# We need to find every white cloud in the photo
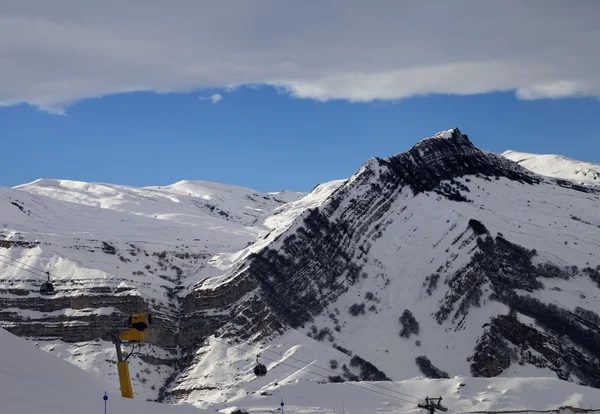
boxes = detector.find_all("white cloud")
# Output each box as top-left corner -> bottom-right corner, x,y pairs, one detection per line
199,93 -> 223,104
0,1 -> 599,113
516,81 -> 597,100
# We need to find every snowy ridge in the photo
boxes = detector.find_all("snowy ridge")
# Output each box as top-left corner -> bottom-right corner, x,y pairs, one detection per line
502,150 -> 600,187
196,179 -> 345,290
418,128 -> 457,143
16,178 -> 305,226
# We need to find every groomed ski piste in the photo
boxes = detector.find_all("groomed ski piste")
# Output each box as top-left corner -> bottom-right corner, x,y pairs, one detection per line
0,327 -> 208,414
4,326 -> 600,414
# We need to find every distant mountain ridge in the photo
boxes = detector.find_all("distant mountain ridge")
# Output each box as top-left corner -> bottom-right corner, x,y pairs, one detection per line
14,178 -> 305,226
502,150 -> 600,187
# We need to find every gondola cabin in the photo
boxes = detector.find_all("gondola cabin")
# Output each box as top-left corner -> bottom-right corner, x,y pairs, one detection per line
254,354 -> 267,377
39,272 -> 55,295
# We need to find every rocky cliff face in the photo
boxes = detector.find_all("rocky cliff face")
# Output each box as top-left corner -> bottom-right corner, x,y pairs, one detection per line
3,129 -> 600,408
171,129 -> 600,405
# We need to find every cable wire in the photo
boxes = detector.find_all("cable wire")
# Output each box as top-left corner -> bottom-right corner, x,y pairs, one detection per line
209,336 -> 422,407
208,336 -> 444,410
0,257 -> 47,279
211,335 -> 424,404
0,254 -> 49,276
124,342 -> 142,361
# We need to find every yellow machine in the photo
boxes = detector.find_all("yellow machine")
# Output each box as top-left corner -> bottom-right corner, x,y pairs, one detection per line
113,312 -> 152,399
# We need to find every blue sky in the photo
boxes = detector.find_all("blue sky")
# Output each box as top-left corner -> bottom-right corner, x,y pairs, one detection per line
2,87 -> 599,193
2,2 -> 599,192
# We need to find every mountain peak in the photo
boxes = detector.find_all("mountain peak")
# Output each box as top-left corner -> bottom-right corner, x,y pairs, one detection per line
370,128 -> 537,196
388,127 -> 474,164
418,127 -> 462,143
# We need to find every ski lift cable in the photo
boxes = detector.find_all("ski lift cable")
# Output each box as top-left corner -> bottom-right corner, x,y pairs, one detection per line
227,340 -> 436,409
209,335 -> 422,404
0,257 -> 48,279
236,346 -> 420,406
0,254 -> 50,276
0,256 -> 56,295
208,336 -> 445,409
212,338 -> 422,405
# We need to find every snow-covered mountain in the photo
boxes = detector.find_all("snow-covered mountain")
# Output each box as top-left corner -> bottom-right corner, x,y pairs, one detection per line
0,176 -> 339,402
502,150 -> 600,187
2,128 -> 600,412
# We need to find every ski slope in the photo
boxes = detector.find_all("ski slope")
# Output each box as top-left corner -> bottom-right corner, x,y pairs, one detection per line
0,327 -> 206,414
502,150 -> 600,186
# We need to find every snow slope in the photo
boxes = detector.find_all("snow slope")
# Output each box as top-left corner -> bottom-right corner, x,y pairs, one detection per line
15,178 -> 305,226
0,327 -> 206,414
5,324 -> 600,414
1,177 -> 311,299
502,150 -> 600,186
225,376 -> 600,414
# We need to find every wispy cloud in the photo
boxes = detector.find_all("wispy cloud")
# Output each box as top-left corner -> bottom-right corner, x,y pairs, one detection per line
199,93 -> 223,104
1,1 -> 599,113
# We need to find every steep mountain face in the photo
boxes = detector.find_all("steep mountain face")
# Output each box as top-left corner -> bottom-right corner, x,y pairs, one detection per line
170,129 -> 600,407
2,129 -> 600,411
502,150 -> 600,187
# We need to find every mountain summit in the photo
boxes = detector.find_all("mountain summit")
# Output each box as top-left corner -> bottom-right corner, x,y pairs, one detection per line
2,129 -> 600,408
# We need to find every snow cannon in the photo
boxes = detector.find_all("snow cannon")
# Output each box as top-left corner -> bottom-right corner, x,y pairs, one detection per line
130,312 -> 152,332
119,312 -> 152,342
113,311 -> 153,399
